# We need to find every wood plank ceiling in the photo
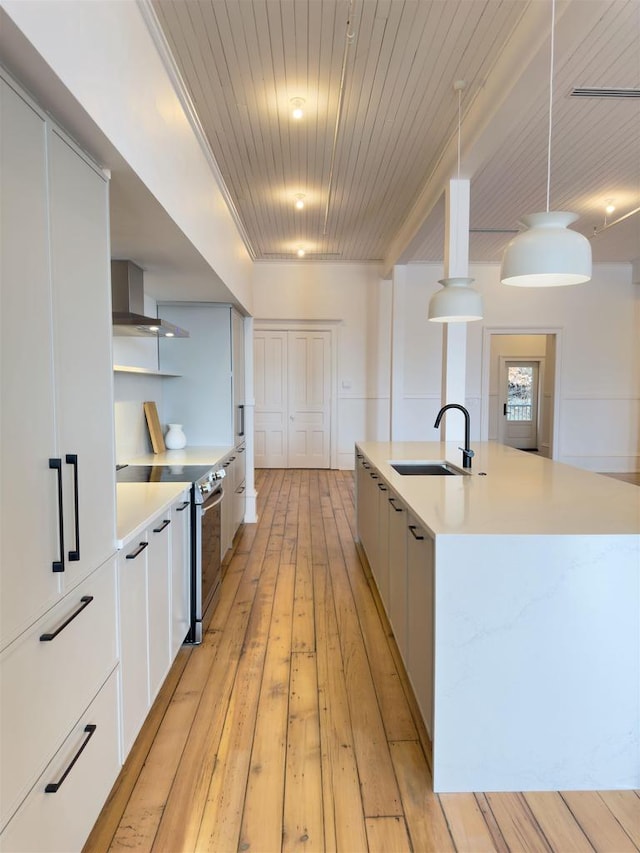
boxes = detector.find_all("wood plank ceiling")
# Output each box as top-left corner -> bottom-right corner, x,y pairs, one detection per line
151,0 -> 640,264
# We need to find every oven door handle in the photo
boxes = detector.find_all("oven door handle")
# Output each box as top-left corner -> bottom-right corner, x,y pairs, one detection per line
201,488 -> 224,515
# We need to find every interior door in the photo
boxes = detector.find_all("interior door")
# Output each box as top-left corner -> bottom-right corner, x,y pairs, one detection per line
499,360 -> 540,450
254,329 -> 331,468
287,331 -> 331,468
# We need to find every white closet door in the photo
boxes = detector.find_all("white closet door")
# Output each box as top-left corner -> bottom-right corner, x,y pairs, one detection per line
254,329 -> 331,468
254,331 -> 288,467
287,331 -> 331,468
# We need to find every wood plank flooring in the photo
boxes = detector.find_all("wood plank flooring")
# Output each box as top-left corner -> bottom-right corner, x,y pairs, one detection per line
86,469 -> 640,853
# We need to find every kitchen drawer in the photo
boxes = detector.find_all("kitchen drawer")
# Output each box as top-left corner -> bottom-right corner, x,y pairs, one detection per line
0,668 -> 121,853
0,556 -> 118,829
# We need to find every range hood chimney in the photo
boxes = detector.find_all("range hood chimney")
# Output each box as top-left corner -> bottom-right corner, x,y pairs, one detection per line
111,261 -> 189,338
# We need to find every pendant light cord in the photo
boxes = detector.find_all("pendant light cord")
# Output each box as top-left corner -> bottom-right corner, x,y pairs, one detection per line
546,0 -> 556,212
457,86 -> 462,180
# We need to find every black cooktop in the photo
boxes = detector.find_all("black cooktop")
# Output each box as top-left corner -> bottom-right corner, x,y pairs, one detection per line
116,464 -> 214,484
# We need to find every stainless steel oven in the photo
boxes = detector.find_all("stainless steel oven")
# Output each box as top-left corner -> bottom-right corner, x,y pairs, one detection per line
190,474 -> 224,644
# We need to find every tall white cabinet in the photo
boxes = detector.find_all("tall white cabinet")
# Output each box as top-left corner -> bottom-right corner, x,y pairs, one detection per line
0,74 -> 119,851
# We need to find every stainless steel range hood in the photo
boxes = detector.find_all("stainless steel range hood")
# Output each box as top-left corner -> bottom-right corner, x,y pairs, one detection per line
111,261 -> 189,338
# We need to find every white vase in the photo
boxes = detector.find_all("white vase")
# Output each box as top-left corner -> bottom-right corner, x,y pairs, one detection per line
165,423 -> 186,449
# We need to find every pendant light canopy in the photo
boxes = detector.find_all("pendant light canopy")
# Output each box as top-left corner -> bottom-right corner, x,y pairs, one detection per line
428,278 -> 483,323
501,212 -> 592,286
500,0 -> 591,287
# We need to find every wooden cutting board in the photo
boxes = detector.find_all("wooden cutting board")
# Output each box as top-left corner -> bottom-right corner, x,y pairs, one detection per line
143,401 -> 166,454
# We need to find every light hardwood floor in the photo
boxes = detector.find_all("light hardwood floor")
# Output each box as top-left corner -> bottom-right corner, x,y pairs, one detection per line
86,469 -> 640,853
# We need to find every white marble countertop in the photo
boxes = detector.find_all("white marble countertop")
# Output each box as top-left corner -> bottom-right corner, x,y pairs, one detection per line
357,441 -> 640,536
116,483 -> 190,548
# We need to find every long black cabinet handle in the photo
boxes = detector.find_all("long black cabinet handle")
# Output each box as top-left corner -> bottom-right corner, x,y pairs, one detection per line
49,458 -> 65,573
237,445 -> 245,453
40,596 -> 93,641
377,483 -> 387,491
388,497 -> 403,512
238,404 -> 245,437
65,454 -> 80,562
126,541 -> 148,560
408,525 -> 424,540
45,724 -> 97,793
176,501 -> 190,512
153,519 -> 171,533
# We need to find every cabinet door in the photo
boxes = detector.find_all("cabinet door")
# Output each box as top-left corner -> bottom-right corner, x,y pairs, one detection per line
48,130 -> 116,591
220,455 -> 234,557
361,466 -> 380,577
0,80 -> 60,648
232,309 -> 245,442
159,303 -> 233,445
233,443 -> 246,530
117,538 -> 150,757
406,514 -> 434,738
387,492 -> 408,661
147,515 -> 172,701
0,670 -> 120,853
171,496 -> 191,658
376,481 -> 390,604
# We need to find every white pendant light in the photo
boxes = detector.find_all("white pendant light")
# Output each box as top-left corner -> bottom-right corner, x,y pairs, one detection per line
428,277 -> 483,322
501,0 -> 591,287
501,211 -> 592,286
428,82 -> 483,323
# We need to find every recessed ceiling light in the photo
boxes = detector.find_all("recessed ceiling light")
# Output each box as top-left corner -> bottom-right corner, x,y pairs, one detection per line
605,201 -> 616,215
294,193 -> 305,210
297,248 -> 306,257
165,332 -> 175,338
290,97 -> 305,120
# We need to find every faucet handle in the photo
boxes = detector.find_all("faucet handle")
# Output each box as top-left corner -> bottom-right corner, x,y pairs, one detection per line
458,447 -> 475,458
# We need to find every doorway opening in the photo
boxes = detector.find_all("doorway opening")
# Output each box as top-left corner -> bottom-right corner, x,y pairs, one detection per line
481,329 -> 561,459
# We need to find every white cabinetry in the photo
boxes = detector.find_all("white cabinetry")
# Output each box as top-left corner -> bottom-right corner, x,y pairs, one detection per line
232,308 -> 246,444
406,513 -> 434,738
1,77 -> 115,649
171,495 -> 191,657
0,74 -> 118,852
118,535 -> 150,757
233,442 -> 247,531
146,514 -> 172,705
387,489 -> 408,661
118,493 -> 188,757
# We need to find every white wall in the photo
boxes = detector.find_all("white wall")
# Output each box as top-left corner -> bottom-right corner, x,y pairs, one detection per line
400,262 -> 639,472
252,262 -> 391,468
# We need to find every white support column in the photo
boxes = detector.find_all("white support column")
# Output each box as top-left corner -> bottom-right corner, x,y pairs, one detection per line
242,315 -> 258,523
390,265 -> 406,441
440,179 -> 470,441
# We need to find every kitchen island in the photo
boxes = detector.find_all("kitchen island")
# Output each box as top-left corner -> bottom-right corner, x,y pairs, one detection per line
356,441 -> 639,793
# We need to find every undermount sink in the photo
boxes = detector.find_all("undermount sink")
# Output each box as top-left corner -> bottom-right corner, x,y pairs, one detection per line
390,461 -> 465,476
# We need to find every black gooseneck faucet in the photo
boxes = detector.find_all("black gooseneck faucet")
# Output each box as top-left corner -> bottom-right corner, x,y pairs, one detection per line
434,403 -> 474,469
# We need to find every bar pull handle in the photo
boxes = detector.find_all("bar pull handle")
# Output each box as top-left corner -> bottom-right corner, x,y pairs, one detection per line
408,525 -> 424,540
237,445 -> 245,453
238,404 -> 245,437
126,541 -> 148,560
388,497 -> 403,512
65,454 -> 80,561
176,501 -> 190,512
377,483 -> 387,491
40,596 -> 93,641
44,725 -> 97,793
49,458 -> 65,573
370,473 -> 378,479
153,519 -> 171,533
503,403 -> 507,416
